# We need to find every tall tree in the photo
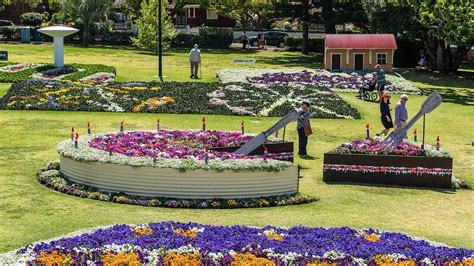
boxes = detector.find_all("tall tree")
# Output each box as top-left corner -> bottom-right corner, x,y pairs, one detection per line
131,0 -> 176,53
208,0 -> 274,29
63,0 -> 112,47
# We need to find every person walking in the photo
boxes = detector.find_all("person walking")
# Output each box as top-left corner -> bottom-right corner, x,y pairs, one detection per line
373,64 -> 386,101
379,92 -> 393,136
241,31 -> 248,49
189,44 -> 201,79
259,33 -> 265,49
296,101 -> 312,158
395,94 -> 409,138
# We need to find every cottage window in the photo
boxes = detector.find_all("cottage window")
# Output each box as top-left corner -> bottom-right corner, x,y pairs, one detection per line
376,53 -> 387,65
207,10 -> 218,20
187,8 -> 196,18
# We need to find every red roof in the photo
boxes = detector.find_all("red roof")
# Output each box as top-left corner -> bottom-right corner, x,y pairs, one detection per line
325,34 -> 397,49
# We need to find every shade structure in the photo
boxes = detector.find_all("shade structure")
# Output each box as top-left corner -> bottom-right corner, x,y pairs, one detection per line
38,26 -> 79,67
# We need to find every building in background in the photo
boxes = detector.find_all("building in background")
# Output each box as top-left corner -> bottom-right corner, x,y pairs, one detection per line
324,34 -> 397,72
169,1 -> 235,29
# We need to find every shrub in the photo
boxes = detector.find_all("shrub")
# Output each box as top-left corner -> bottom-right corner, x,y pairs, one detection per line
103,31 -> 136,45
0,26 -> 21,40
20,12 -> 45,26
198,27 -> 233,49
285,36 -> 324,52
172,32 -> 201,48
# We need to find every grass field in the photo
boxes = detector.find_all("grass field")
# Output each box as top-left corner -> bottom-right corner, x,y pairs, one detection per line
0,44 -> 473,252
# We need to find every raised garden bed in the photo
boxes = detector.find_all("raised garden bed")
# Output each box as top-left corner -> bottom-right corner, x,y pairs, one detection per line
323,153 -> 452,188
324,137 -> 453,188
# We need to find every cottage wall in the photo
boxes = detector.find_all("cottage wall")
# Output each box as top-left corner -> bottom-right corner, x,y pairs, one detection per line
325,48 -> 395,72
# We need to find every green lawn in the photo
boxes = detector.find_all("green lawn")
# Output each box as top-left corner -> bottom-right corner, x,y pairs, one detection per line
0,44 -> 473,252
0,44 -> 321,82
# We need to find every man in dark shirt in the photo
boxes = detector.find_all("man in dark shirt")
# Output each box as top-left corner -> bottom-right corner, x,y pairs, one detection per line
296,101 -> 311,158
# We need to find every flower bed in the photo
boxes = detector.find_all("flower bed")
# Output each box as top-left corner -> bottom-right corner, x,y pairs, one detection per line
79,72 -> 116,84
217,69 -> 420,94
0,62 -> 115,83
2,221 -> 472,264
0,80 -> 360,119
324,138 -> 453,188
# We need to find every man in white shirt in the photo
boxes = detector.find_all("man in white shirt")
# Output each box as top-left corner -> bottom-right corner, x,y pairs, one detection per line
189,44 -> 201,79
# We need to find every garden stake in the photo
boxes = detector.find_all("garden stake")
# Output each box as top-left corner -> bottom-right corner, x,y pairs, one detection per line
202,116 -> 206,132
120,121 -> 124,133
87,122 -> 91,136
436,136 -> 440,151
74,133 -> 78,148
204,146 -> 209,165
241,119 -> 244,134
365,123 -> 370,139
413,129 -> 417,142
108,140 -> 113,156
157,118 -> 160,131
70,127 -> 74,141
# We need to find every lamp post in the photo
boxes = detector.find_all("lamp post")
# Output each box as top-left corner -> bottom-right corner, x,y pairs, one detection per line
158,0 -> 163,82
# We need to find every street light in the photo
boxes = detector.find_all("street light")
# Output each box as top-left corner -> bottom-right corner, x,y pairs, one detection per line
158,0 -> 163,82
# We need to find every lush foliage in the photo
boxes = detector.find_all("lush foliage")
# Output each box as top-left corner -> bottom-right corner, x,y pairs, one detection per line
3,221 -> 472,264
131,0 -> 175,52
198,27 -> 234,49
331,137 -> 450,158
285,36 -> 324,52
0,80 -> 360,119
34,160 -> 313,209
89,130 -> 292,161
0,62 -> 115,83
19,12 -> 45,26
57,132 -> 293,172
171,28 -> 234,49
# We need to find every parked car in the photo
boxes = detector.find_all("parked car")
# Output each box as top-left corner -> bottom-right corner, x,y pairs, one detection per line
0,20 -> 15,27
248,31 -> 288,48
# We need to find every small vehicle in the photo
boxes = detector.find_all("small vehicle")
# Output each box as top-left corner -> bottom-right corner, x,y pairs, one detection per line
357,82 -> 379,101
249,31 -> 288,48
0,20 -> 15,26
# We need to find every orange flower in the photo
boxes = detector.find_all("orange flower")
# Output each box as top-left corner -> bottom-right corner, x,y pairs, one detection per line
164,252 -> 201,266
134,226 -> 153,236
231,252 -> 275,266
36,250 -> 75,265
371,254 -> 416,266
362,232 -> 381,242
263,230 -> 284,241
102,252 -> 141,266
173,228 -> 198,238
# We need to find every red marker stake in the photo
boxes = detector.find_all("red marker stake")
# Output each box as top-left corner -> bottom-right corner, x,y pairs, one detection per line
71,127 -> 75,141
204,146 -> 209,165
413,129 -> 417,142
263,145 -> 268,161
157,118 -> 160,131
74,132 -> 79,148
436,136 -> 440,151
241,119 -> 245,135
365,123 -> 370,139
87,122 -> 91,136
202,116 -> 206,132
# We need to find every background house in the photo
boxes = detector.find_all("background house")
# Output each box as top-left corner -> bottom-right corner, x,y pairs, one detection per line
324,34 -> 397,72
170,2 -> 236,29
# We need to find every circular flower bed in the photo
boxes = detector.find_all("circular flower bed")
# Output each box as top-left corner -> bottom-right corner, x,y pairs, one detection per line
89,130 -> 290,161
331,137 -> 450,157
2,222 -> 472,265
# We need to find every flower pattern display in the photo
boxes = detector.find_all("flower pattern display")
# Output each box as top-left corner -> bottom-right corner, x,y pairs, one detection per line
3,222 -> 472,264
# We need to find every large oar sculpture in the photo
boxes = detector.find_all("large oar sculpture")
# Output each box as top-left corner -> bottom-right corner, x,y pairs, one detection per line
384,92 -> 442,147
233,110 -> 299,155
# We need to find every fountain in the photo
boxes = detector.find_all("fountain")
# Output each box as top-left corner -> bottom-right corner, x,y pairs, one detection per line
38,26 -> 79,67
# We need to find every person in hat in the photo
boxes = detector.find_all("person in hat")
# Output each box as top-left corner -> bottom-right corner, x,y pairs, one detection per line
296,101 -> 312,158
379,92 -> 393,136
372,64 -> 386,101
189,44 -> 201,79
395,94 -> 409,138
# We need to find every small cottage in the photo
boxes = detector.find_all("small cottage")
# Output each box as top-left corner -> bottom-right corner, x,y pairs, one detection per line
324,34 -> 397,72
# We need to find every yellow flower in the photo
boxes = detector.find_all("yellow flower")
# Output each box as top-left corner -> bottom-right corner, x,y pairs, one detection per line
173,227 -> 199,238
132,96 -> 175,112
362,232 -> 381,242
263,230 -> 284,241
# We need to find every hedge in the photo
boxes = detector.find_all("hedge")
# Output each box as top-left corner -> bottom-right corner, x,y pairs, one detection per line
172,27 -> 234,49
285,36 -> 324,53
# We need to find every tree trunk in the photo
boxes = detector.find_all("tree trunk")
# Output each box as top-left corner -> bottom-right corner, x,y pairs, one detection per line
321,0 -> 336,34
436,39 -> 446,71
82,22 -> 91,47
302,0 -> 309,55
450,46 -> 468,72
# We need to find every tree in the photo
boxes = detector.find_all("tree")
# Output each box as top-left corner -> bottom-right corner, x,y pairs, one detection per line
63,0 -> 112,47
363,0 -> 473,72
132,0 -> 176,53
